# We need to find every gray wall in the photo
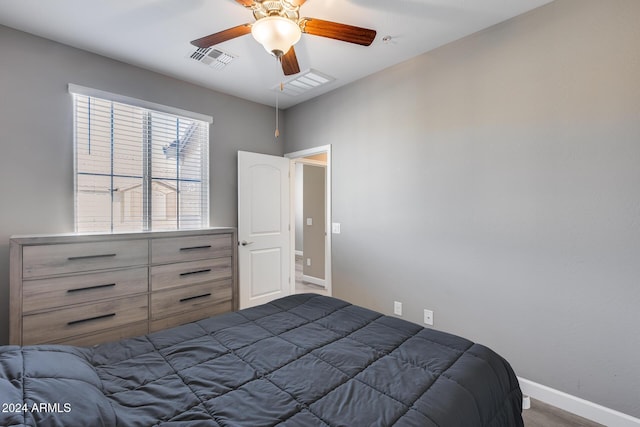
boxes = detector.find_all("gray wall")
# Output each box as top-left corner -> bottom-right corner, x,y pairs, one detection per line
0,25 -> 284,345
303,164 -> 326,280
295,163 -> 304,252
284,0 -> 640,418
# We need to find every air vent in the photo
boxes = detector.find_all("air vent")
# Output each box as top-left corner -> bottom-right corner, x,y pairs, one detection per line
273,69 -> 335,96
188,47 -> 235,70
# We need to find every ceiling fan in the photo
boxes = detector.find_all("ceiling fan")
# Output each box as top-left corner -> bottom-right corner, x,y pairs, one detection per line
191,0 -> 377,76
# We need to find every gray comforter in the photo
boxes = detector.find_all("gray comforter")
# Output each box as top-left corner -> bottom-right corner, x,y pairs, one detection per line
0,294 -> 523,426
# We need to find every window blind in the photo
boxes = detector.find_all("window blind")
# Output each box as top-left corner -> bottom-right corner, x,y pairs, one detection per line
72,91 -> 210,233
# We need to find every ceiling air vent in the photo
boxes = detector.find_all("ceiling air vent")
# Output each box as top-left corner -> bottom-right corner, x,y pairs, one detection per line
188,47 -> 235,70
274,69 -> 335,96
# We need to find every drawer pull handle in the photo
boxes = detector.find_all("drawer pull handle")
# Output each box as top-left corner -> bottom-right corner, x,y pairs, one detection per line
180,269 -> 212,277
67,253 -> 117,261
179,293 -> 212,303
67,313 -> 116,326
179,245 -> 212,251
67,283 -> 116,293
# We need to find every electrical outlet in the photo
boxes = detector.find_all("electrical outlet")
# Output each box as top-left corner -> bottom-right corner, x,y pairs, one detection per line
423,309 -> 434,326
306,258 -> 311,266
394,301 -> 402,316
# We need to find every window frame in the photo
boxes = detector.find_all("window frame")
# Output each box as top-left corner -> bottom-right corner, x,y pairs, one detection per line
69,84 -> 213,233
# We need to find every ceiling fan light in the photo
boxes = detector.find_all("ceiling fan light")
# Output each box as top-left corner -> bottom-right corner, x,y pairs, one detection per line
251,16 -> 301,57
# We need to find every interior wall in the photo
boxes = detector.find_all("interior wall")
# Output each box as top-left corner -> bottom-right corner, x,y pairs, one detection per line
283,0 -> 640,418
295,154 -> 329,254
0,25 -> 284,345
302,164 -> 326,280
295,163 -> 304,253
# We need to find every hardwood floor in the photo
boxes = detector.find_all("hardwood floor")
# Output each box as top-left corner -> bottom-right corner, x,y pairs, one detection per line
523,399 -> 604,426
295,255 -> 329,295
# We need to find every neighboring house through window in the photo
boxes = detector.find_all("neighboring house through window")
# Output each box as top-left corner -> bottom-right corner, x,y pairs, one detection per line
70,85 -> 212,233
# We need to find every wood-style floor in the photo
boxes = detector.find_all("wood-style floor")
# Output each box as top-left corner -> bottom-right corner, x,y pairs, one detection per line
295,257 -> 603,427
523,399 -> 604,427
294,255 -> 329,295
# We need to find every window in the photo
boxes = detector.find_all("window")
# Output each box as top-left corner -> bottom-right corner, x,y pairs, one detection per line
70,85 -> 211,233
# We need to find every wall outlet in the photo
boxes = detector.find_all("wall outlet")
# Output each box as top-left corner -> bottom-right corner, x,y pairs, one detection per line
423,309 -> 434,326
306,258 -> 311,266
394,301 -> 402,316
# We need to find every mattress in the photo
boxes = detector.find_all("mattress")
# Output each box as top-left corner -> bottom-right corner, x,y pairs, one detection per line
0,293 -> 523,426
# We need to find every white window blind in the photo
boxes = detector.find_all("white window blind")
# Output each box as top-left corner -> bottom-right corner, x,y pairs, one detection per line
71,88 -> 210,233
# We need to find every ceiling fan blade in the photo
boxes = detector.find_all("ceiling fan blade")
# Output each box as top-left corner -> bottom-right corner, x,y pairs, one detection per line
281,46 -> 301,76
235,0 -> 256,7
300,18 -> 376,46
191,24 -> 252,48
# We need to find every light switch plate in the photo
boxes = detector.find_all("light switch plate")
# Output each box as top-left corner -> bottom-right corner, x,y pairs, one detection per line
332,223 -> 341,234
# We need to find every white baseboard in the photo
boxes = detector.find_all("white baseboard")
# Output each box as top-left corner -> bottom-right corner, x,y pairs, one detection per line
301,274 -> 326,288
518,377 -> 640,427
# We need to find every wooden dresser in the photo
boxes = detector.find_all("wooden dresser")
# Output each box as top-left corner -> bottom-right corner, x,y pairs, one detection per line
9,228 -> 237,346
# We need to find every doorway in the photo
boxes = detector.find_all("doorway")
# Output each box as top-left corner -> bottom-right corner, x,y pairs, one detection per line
285,145 -> 332,297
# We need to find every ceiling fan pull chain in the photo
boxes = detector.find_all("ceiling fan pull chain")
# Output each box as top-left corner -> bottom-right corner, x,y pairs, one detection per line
275,90 -> 280,139
275,82 -> 284,138
275,57 -> 281,139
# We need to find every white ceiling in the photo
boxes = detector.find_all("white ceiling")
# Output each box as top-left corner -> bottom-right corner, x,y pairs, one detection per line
0,0 -> 553,109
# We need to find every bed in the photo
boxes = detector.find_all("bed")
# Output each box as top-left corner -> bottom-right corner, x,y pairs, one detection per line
0,293 -> 523,426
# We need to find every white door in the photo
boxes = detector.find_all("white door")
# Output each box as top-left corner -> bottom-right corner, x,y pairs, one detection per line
238,151 -> 291,309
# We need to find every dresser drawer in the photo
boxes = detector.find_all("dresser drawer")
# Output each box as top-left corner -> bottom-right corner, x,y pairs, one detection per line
151,257 -> 232,291
150,301 -> 232,333
51,321 -> 149,347
151,234 -> 232,264
151,279 -> 232,321
23,267 -> 148,313
23,239 -> 148,278
22,295 -> 149,345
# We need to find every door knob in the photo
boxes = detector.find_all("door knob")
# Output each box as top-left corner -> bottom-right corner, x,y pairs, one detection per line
240,240 -> 254,246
